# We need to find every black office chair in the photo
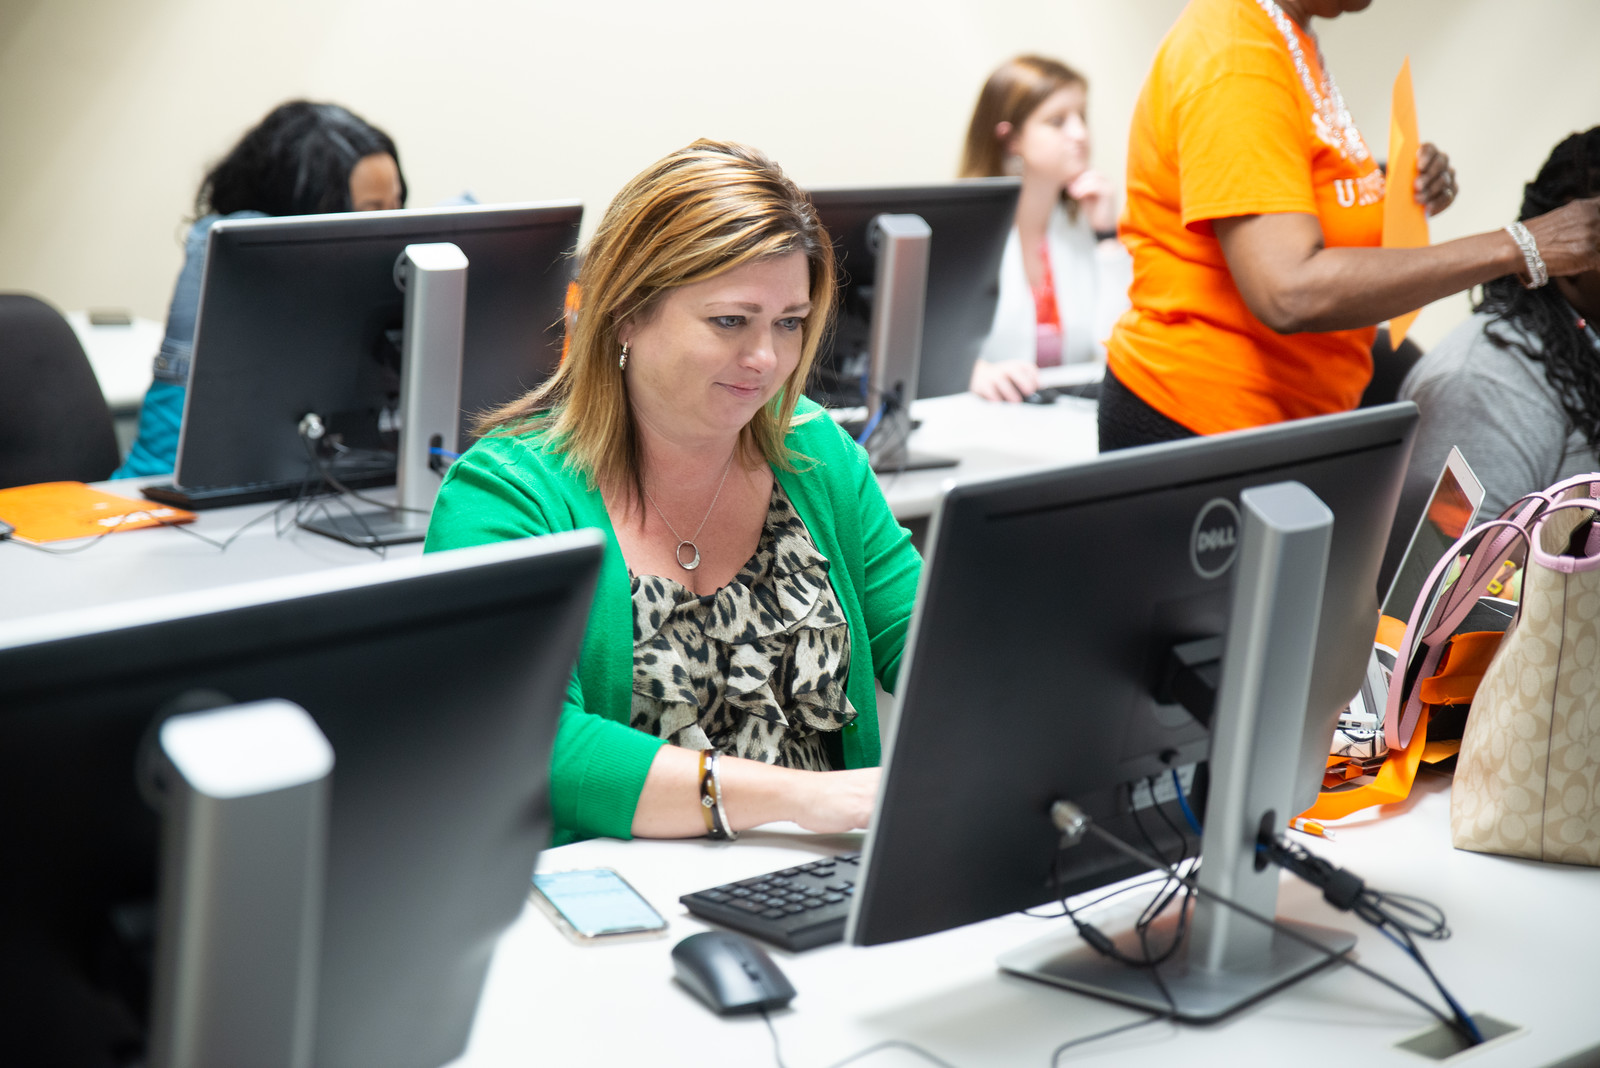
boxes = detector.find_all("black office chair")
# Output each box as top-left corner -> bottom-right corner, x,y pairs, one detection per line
0,293 -> 121,489
1361,325 -> 1425,408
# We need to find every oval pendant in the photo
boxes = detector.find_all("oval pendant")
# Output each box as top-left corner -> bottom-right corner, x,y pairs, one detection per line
675,540 -> 701,571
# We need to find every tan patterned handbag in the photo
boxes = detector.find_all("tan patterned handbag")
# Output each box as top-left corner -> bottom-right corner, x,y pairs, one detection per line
1451,478 -> 1600,865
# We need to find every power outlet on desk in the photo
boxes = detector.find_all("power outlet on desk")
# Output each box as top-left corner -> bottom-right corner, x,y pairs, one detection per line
1395,1013 -> 1521,1061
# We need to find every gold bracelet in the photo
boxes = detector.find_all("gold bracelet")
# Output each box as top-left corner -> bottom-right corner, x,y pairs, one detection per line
697,749 -> 718,837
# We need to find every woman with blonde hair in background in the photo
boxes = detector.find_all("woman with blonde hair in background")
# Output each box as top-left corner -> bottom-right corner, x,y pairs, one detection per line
426,140 -> 920,845
960,55 -> 1132,402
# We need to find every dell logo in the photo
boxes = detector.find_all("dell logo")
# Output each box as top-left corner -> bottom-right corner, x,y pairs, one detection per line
1191,498 -> 1241,579
1196,526 -> 1235,553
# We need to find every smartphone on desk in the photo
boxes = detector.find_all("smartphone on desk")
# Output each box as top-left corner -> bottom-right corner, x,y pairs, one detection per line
530,868 -> 668,943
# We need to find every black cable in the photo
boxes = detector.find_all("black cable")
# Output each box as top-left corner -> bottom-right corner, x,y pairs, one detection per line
310,443 -> 425,517
1049,1014 -> 1170,1066
759,1007 -> 790,1068
298,429 -> 424,520
4,511 -> 137,554
765,1008 -> 963,1068
1022,871 -> 1171,920
149,497 -> 295,552
1081,819 -> 1480,1047
1260,835 -> 1479,1043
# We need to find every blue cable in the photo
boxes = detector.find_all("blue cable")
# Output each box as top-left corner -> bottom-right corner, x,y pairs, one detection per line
1172,768 -> 1203,835
1374,927 -> 1485,1044
429,446 -> 462,459
855,402 -> 885,446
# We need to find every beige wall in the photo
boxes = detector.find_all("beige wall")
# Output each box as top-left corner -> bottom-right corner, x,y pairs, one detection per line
2,0 -> 1596,350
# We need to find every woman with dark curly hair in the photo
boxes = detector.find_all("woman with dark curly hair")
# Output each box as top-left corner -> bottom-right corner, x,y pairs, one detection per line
1400,127 -> 1600,518
113,100 -> 405,478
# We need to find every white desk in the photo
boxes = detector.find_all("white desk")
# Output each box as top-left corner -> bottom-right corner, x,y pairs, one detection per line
0,485 -> 424,622
451,774 -> 1600,1068
0,395 -> 1097,621
872,388 -> 1099,521
66,311 -> 162,415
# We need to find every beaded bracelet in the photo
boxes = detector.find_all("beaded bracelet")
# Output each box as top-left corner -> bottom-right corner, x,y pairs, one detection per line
697,750 -> 735,840
1505,221 -> 1548,289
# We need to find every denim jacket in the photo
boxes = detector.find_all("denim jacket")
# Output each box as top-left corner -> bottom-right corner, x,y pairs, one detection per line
113,210 -> 265,478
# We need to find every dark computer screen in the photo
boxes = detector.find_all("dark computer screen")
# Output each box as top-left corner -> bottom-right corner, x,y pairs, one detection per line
172,202 -> 581,494
805,179 -> 1018,407
0,533 -> 601,1067
849,403 -> 1418,947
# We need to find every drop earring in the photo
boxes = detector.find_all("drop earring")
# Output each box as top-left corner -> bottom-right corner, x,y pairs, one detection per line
619,341 -> 630,370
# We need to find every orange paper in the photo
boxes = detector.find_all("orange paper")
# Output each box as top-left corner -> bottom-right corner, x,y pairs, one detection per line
1302,707 -> 1431,823
1382,57 -> 1430,347
0,481 -> 195,543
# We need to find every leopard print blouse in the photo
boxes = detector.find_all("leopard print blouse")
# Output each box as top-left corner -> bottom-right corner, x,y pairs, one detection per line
628,483 -> 856,771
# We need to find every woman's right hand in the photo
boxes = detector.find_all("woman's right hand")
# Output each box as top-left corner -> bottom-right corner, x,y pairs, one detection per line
1524,195 -> 1600,279
970,357 -> 1040,402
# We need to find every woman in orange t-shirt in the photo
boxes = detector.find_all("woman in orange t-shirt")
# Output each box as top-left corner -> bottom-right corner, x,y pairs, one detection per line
1101,0 -> 1600,451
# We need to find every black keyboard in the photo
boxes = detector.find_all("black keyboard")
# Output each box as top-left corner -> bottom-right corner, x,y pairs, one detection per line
680,852 -> 859,951
142,470 -> 393,510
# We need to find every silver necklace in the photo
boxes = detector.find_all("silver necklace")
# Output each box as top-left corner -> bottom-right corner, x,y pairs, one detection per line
1253,0 -> 1370,165
643,451 -> 736,571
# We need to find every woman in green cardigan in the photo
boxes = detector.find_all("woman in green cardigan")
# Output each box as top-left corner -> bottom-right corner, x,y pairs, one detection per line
425,140 -> 921,845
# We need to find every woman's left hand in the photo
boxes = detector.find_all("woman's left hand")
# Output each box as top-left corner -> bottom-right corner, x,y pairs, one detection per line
1415,143 -> 1457,218
1068,170 -> 1119,234
790,767 -> 882,833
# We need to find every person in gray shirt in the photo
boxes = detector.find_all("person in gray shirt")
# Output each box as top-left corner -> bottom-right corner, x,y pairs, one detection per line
1400,127 -> 1600,521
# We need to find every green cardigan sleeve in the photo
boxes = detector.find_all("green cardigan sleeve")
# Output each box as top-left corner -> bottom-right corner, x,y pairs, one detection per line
425,436 -> 665,845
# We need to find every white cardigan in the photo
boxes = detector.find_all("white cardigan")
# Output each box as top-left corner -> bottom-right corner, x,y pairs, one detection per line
976,203 -> 1132,367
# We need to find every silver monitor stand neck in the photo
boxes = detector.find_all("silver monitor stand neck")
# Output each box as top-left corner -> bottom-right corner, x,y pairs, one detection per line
300,242 -> 467,547
860,213 -> 954,474
147,699 -> 333,1068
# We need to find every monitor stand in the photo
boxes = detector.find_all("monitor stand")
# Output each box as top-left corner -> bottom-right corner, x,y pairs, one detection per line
1000,481 -> 1356,1021
857,214 -> 956,474
861,399 -> 956,473
301,243 -> 466,547
148,699 -> 332,1068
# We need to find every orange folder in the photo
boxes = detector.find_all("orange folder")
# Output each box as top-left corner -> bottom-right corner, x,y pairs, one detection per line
1382,57 -> 1430,347
0,481 -> 195,543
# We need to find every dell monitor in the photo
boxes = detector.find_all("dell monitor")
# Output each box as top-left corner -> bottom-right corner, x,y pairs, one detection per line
148,201 -> 581,507
0,532 -> 602,1067
848,403 -> 1418,1015
805,178 -> 1019,409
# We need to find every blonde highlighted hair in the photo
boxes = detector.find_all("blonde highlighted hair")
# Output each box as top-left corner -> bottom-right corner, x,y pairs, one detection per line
959,55 -> 1088,181
479,139 -> 836,510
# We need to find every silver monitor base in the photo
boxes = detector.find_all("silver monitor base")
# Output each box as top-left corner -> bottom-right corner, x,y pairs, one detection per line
299,509 -> 430,547
997,912 -> 1354,1022
870,449 -> 958,474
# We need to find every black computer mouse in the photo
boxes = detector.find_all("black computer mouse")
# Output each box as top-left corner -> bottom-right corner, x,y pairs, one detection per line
671,930 -> 796,1015
1021,390 -> 1058,405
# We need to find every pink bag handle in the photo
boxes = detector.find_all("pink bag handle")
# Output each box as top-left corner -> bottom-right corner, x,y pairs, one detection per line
1383,473 -> 1600,749
1527,500 -> 1600,574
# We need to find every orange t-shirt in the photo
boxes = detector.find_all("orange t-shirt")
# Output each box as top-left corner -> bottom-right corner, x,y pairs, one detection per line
1106,0 -> 1385,435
